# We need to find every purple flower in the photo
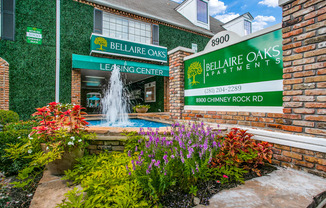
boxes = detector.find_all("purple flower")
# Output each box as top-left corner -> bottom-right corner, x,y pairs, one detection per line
203,139 -> 208,151
132,160 -> 136,171
213,141 -> 217,148
135,146 -> 138,152
171,155 -> 175,159
146,169 -> 150,174
129,172 -> 131,176
163,155 -> 168,164
154,160 -> 161,167
181,157 -> 185,163
126,165 -> 129,171
187,147 -> 194,158
128,150 -> 131,157
163,155 -> 168,160
140,150 -> 144,156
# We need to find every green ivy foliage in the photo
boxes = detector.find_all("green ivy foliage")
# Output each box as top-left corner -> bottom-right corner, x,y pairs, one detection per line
0,0 -> 93,120
159,24 -> 210,52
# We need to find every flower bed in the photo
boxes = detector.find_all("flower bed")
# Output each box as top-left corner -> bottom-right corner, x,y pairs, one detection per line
60,122 -> 275,207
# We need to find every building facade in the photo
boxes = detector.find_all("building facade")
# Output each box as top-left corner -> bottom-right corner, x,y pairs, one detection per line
0,0 -> 229,119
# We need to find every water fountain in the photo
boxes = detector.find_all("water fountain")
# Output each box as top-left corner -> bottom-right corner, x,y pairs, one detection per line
101,65 -> 131,126
88,64 -> 170,128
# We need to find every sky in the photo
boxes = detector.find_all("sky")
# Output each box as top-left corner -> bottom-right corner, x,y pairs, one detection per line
171,0 -> 282,32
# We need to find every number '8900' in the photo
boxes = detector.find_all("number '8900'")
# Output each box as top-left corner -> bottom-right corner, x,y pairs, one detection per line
211,34 -> 230,47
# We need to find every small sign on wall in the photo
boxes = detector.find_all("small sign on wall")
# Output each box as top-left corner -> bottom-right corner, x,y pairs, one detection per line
192,43 -> 198,53
26,27 -> 42,45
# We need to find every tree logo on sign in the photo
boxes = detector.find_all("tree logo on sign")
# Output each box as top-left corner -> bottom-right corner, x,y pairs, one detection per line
187,62 -> 202,85
94,37 -> 107,51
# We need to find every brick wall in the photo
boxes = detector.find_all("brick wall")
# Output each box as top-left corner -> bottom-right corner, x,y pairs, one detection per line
281,0 -> 326,137
0,58 -> 9,110
183,111 -> 286,129
169,48 -> 194,119
71,69 -> 81,105
271,143 -> 326,177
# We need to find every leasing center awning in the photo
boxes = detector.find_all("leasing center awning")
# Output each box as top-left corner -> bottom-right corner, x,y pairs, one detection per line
72,54 -> 169,77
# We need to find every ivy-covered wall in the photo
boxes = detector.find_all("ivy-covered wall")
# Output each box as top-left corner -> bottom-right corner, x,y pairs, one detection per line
0,0 -> 210,119
159,25 -> 210,52
0,0 -> 93,119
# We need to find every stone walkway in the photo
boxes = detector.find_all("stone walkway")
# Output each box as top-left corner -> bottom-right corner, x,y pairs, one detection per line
196,168 -> 326,208
30,167 -> 326,208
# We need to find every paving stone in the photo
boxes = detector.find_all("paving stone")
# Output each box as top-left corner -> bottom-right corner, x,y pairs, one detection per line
195,168 -> 326,208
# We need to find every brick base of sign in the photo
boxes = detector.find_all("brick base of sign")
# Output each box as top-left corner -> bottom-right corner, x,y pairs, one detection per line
0,58 -> 9,110
271,143 -> 326,178
182,109 -> 326,137
71,69 -> 81,105
169,48 -> 194,120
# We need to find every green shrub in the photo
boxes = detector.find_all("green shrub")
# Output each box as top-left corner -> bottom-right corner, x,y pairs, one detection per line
4,120 -> 38,131
0,130 -> 32,176
59,152 -> 150,208
0,110 -> 19,126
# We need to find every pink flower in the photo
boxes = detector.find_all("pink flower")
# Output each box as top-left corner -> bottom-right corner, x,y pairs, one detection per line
223,175 -> 228,178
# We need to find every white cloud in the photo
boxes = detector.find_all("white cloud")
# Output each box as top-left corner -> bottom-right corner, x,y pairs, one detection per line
209,0 -> 227,15
214,13 -> 240,23
252,15 -> 276,32
258,0 -> 278,8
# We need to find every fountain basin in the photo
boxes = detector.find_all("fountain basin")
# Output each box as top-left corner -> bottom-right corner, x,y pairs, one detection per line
88,118 -> 171,128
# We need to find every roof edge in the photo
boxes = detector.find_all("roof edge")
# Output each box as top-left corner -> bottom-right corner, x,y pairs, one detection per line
168,46 -> 195,55
223,12 -> 254,25
87,0 -> 215,36
279,0 -> 295,6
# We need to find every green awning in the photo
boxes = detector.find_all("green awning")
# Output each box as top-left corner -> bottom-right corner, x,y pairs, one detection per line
72,54 -> 169,77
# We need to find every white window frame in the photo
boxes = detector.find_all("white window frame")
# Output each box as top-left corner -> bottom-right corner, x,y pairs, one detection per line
197,0 -> 208,24
102,12 -> 152,44
244,20 -> 252,36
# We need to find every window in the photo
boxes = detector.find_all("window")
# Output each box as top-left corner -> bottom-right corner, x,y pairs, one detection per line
94,9 -> 158,45
244,20 -> 252,36
144,81 -> 156,103
1,0 -> 15,40
197,0 -> 208,24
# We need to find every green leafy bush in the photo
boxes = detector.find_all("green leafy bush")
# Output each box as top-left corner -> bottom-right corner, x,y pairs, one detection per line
0,130 -> 32,176
5,102 -> 94,188
0,110 -> 19,126
209,128 -> 273,183
4,120 -> 38,131
59,152 -> 150,208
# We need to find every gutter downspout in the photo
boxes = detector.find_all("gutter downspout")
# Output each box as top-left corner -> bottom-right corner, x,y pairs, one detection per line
55,0 -> 60,102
